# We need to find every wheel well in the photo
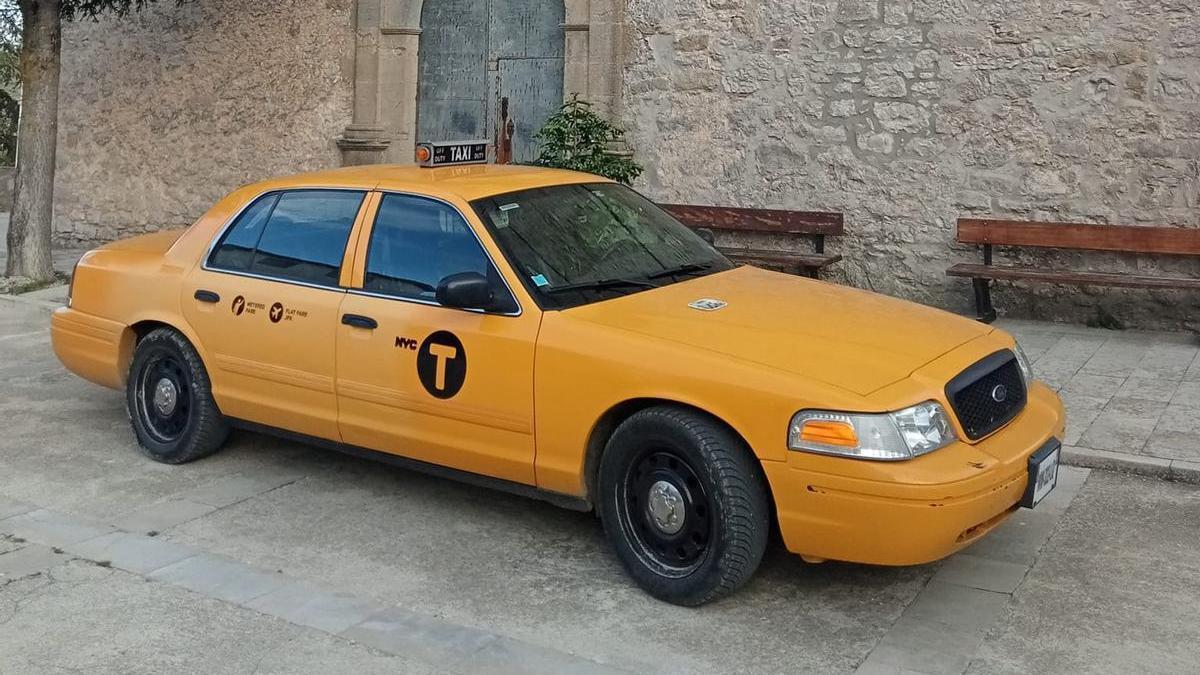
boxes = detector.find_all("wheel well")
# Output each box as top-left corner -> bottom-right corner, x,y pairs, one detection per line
119,320 -> 178,384
131,320 -> 172,342
582,399 -> 775,511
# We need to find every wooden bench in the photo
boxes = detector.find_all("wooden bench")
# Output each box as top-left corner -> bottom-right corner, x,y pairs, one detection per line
660,204 -> 843,279
947,218 -> 1200,323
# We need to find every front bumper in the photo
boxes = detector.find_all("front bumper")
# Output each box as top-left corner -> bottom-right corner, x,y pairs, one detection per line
763,382 -> 1066,566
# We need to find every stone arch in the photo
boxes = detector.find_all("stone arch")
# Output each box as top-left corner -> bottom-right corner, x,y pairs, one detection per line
339,0 -> 624,166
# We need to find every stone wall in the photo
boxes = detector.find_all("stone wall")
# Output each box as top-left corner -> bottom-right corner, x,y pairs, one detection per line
623,0 -> 1200,328
54,0 -> 355,243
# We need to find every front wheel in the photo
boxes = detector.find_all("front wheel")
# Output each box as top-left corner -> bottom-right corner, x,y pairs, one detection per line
598,406 -> 770,606
126,327 -> 229,464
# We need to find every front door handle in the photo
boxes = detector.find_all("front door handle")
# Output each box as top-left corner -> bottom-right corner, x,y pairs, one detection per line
341,314 -> 378,330
194,289 -> 220,303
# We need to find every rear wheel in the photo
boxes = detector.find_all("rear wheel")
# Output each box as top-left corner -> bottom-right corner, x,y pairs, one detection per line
598,406 -> 770,606
126,328 -> 229,464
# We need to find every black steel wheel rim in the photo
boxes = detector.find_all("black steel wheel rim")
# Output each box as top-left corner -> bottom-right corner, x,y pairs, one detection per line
617,448 -> 712,577
136,349 -> 191,443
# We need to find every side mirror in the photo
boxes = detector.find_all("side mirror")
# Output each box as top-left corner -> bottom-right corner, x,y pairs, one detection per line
695,227 -> 716,246
436,272 -> 495,310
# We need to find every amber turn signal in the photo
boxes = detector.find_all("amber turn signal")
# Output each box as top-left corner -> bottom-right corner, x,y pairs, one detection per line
799,420 -> 859,448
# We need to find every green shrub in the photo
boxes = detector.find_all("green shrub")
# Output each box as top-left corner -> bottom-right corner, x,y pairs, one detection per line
531,95 -> 642,185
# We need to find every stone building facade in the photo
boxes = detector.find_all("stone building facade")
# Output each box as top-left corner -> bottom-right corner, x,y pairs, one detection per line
54,0 -> 1200,327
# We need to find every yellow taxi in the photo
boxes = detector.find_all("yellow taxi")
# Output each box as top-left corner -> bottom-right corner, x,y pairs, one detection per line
51,141 -> 1065,605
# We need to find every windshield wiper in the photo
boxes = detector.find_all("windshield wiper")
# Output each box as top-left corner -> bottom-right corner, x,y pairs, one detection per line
544,277 -> 660,294
645,262 -> 714,280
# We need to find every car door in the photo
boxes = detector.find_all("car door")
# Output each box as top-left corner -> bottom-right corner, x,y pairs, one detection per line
183,188 -> 370,441
335,191 -> 540,484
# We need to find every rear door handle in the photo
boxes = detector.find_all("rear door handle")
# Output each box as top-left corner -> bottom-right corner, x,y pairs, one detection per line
341,314 -> 378,330
194,289 -> 220,303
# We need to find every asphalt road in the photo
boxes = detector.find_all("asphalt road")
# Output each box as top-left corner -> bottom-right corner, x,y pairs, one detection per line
1,299 -> 1198,674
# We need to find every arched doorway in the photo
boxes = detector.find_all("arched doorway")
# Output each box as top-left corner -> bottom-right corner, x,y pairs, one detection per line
416,0 -> 565,163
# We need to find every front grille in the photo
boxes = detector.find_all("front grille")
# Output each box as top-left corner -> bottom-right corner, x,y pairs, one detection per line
945,351 -> 1027,440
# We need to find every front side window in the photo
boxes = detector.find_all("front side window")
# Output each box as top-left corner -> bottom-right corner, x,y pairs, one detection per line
472,183 -> 732,310
208,189 -> 365,288
363,193 -> 517,313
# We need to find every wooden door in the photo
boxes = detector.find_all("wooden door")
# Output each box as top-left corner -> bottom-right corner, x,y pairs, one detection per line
418,0 -> 564,163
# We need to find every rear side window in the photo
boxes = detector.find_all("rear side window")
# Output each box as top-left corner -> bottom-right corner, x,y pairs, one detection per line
363,193 -> 517,312
208,190 -> 365,287
208,193 -> 278,272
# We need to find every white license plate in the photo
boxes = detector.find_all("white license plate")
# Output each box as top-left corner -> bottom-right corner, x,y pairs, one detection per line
1027,446 -> 1060,508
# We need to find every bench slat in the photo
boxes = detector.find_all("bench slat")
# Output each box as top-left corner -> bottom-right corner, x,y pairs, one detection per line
958,218 -> 1200,256
663,204 -> 844,236
722,247 -> 842,269
947,263 -> 1200,290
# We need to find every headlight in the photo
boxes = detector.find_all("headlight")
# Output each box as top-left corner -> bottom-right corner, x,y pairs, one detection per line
788,401 -> 957,461
1013,342 -> 1034,385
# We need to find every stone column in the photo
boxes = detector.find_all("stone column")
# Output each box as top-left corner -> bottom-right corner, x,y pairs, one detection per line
338,0 -> 393,165
586,0 -> 625,117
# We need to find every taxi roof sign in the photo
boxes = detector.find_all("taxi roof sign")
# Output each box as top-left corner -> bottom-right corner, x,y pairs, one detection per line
416,140 -> 489,168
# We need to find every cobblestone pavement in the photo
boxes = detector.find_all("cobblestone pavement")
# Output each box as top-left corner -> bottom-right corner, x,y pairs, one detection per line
1,296 -> 1198,673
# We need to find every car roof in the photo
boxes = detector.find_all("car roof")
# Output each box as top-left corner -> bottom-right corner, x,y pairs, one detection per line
241,163 -> 611,202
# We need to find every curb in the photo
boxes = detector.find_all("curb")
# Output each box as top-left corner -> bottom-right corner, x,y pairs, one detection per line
0,292 -> 61,313
1062,446 -> 1200,485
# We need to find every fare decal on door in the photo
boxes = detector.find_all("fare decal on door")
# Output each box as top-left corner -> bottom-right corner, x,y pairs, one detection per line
227,295 -> 307,324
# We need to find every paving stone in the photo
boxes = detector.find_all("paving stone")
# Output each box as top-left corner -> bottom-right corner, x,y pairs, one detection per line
1131,343 -> 1198,380
179,471 -> 306,509
932,554 -> 1029,594
110,499 -> 218,534
341,605 -> 499,666
857,638 -> 971,674
1141,403 -> 1200,462
0,508 -> 115,548
244,580 -> 381,635
1056,391 -> 1108,446
1059,373 -> 1124,402
148,553 -> 289,605
1114,376 -> 1180,404
1061,446 -> 1173,480
1034,466 -> 1089,516
860,620 -> 978,675
1080,340 -> 1147,379
962,509 -> 1060,566
1168,380 -> 1200,408
67,531 -> 198,575
0,543 -> 70,580
0,494 -> 36,520
1077,397 -> 1165,454
854,660 -> 932,675
466,636 -> 628,675
899,582 -> 1011,630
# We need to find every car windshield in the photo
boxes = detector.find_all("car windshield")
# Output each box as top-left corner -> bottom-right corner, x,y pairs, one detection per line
472,183 -> 733,309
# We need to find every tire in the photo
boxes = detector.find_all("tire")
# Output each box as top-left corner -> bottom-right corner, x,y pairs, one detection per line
598,406 -> 770,606
126,327 -> 229,464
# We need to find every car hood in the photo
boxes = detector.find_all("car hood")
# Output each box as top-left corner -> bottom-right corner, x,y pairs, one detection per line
564,266 -> 992,396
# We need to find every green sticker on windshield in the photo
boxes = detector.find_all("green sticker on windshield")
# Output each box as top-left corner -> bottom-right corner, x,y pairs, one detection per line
531,274 -> 549,287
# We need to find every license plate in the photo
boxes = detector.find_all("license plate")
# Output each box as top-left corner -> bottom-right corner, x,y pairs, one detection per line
1021,441 -> 1060,508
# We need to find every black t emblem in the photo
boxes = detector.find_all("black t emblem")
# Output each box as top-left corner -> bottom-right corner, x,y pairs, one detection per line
231,295 -> 245,316
417,331 -> 466,399
269,302 -> 284,323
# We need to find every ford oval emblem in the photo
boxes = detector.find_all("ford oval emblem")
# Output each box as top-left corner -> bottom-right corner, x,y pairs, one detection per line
991,384 -> 1008,403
